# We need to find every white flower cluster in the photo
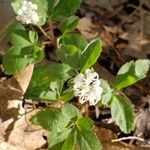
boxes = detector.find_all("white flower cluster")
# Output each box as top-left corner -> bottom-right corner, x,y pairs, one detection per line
73,69 -> 103,106
16,0 -> 39,25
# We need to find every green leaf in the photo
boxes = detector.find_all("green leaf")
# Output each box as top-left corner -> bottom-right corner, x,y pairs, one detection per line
60,34 -> 88,53
47,0 -> 59,15
31,45 -> 44,62
11,0 -> 48,25
6,22 -> 31,48
49,80 -> 63,95
2,22 -> 43,75
32,105 -> 78,150
33,80 -> 64,102
61,129 -> 76,150
3,46 -> 43,75
18,45 -> 43,63
61,103 -> 79,119
32,0 -> 48,25
110,94 -> 135,133
48,142 -> 65,150
31,104 -> 79,149
29,31 -> 38,43
60,88 -> 74,101
51,0 -> 81,20
47,104 -> 79,149
34,104 -> 76,129
56,45 -> 80,70
113,59 -> 150,89
48,129 -> 72,149
31,108 -> 61,131
30,104 -> 79,131
134,59 -> 150,79
3,49 -> 31,75
80,39 -> 102,72
101,79 -> 113,105
25,63 -> 75,101
77,117 -> 94,131
60,16 -> 79,34
76,130 -> 102,150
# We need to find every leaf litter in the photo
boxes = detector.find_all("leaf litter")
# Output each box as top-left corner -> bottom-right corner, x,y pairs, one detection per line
0,0 -> 150,149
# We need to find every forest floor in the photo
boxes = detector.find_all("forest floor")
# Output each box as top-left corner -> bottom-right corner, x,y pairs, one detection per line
0,0 -> 150,150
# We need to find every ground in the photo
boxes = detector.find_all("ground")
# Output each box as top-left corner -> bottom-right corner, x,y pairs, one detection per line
0,0 -> 150,149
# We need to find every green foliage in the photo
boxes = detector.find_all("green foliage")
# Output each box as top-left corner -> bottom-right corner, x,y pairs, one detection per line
60,88 -> 74,101
11,0 -> 48,25
47,0 -> 59,15
76,130 -> 102,150
57,34 -> 88,70
5,1 -> 150,149
110,94 -> 135,133
59,33 -> 88,52
48,130 -> 71,150
6,22 -> 31,47
60,16 -> 79,34
113,59 -> 150,89
58,37 -> 102,72
61,129 -> 76,150
51,0 -> 81,20
31,103 -> 79,130
31,103 -> 102,150
29,31 -> 38,43
31,104 -> 79,149
2,22 -> 43,75
25,63 -> 75,101
100,79 -> 113,105
77,117 -> 94,131
80,39 -> 102,72
56,45 -> 80,70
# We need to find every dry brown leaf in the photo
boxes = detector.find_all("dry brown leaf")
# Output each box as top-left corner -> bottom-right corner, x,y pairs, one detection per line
0,64 -> 34,100
84,0 -> 127,12
0,110 -> 46,150
77,17 -> 99,41
119,13 -> 150,59
94,63 -> 114,84
0,0 -> 14,29
95,127 -> 149,150
0,0 -> 15,55
0,65 -> 47,150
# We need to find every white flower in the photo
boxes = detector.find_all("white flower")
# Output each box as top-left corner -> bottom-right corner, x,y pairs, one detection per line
73,68 -> 103,106
15,0 -> 39,25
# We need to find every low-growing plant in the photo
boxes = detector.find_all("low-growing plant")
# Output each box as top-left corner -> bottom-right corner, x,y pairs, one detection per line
2,0 -> 150,149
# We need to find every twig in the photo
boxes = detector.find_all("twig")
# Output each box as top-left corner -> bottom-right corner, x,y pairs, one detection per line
42,41 -> 52,45
95,106 -> 100,118
120,8 -> 137,26
128,4 -> 150,16
109,6 -> 124,18
111,136 -> 144,142
80,103 -> 89,117
112,46 -> 126,63
47,18 -> 56,47
37,25 -> 52,41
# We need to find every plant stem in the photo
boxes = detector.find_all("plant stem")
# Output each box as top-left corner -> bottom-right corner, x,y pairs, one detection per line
37,25 -> 52,41
47,18 -> 56,48
42,41 -> 52,45
80,103 -> 89,117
